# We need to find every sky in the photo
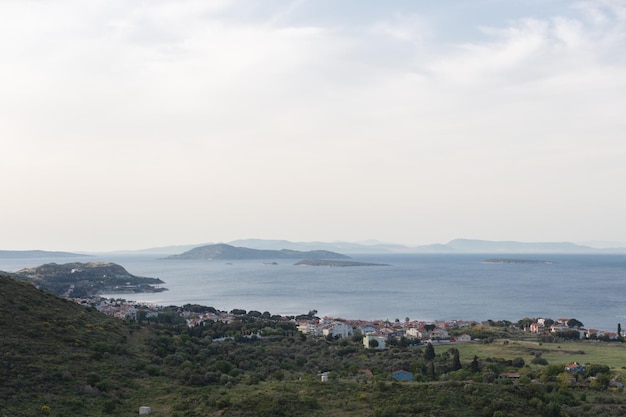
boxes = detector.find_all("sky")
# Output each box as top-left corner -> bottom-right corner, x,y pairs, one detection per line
2,0 -> 626,252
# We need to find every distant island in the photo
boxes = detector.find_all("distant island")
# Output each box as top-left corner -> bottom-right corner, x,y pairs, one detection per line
294,259 -> 390,267
6,262 -> 166,297
0,249 -> 89,259
165,243 -> 350,260
483,258 -> 555,264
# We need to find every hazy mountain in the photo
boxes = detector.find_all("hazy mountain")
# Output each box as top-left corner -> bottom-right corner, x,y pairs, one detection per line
166,243 -> 350,260
442,239 -> 599,254
58,238 -> 626,257
230,238 -> 617,254
228,239 -> 413,254
230,239 -> 608,254
0,250 -> 89,259
94,243 -> 211,256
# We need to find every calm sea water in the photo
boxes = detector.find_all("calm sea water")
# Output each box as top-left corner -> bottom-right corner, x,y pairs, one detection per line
2,253 -> 625,331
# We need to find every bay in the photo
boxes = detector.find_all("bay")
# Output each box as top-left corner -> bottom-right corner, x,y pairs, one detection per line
2,253 -> 625,331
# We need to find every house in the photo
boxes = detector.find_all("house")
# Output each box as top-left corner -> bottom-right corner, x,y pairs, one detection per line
357,323 -> 377,334
565,362 -> 586,373
392,370 -> 413,382
406,328 -> 424,339
500,372 -> 520,380
297,321 -> 322,336
529,323 -> 544,334
455,334 -> 472,343
363,334 -> 386,350
429,328 -> 449,340
322,322 -> 353,338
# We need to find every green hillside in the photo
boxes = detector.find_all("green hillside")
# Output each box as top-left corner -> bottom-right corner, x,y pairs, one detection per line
0,275 -> 139,416
3,274 -> 626,416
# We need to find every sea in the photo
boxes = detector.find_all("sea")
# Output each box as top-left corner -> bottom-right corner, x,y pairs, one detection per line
2,253 -> 625,332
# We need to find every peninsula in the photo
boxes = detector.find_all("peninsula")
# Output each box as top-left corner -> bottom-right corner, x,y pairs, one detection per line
7,262 -> 166,297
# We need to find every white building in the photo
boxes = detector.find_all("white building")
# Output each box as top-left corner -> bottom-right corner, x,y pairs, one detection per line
297,321 -> 322,336
363,334 -> 386,350
406,328 -> 424,339
429,328 -> 449,340
455,334 -> 472,343
322,322 -> 353,338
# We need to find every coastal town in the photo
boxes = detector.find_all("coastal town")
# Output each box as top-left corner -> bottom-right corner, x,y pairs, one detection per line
74,296 -> 624,345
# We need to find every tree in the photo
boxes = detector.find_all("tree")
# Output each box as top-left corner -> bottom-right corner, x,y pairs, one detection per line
424,343 -> 435,361
424,324 -> 436,332
449,348 -> 462,371
368,339 -> 379,349
618,323 -> 622,338
567,318 -> 583,328
470,355 -> 480,373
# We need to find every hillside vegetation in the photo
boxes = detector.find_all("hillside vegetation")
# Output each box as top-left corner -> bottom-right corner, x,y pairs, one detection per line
3,274 -> 626,416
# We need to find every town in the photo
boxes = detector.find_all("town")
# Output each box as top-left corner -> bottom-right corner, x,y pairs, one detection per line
74,296 -> 624,345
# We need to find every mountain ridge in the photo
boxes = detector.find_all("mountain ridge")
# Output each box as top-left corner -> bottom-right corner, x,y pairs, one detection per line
0,249 -> 89,258
4,238 -> 625,257
165,243 -> 351,260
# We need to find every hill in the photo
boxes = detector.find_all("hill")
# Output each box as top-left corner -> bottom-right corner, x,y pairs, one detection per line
3,273 -> 626,416
6,262 -> 166,297
0,275 -> 135,416
166,243 -> 350,260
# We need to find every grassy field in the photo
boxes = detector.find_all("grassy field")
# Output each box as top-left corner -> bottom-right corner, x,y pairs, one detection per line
448,338 -> 626,376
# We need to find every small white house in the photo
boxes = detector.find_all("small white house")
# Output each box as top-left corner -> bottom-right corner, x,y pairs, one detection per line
406,328 -> 424,339
430,328 -> 449,340
363,334 -> 386,350
139,406 -> 151,415
322,322 -> 353,338
456,334 -> 472,343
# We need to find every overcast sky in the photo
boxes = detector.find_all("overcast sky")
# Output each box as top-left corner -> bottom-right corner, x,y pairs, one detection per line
2,0 -> 625,251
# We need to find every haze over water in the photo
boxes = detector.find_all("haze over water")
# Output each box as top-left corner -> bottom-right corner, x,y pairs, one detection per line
3,253 -> 625,332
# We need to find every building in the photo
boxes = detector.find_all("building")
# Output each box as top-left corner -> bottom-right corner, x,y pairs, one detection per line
565,362 -> 586,373
455,334 -> 472,343
363,334 -> 386,350
392,370 -> 413,382
322,322 -> 353,338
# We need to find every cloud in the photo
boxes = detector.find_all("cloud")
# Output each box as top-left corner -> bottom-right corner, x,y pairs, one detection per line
1,1 -> 626,249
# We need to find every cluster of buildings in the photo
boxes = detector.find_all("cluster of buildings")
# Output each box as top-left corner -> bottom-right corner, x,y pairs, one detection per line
297,317 -> 476,349
71,295 -> 621,344
523,318 -> 622,340
74,297 -> 140,320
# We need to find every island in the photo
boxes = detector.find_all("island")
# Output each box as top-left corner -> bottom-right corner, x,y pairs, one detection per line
294,259 -> 390,267
7,262 -> 167,297
166,243 -> 350,260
